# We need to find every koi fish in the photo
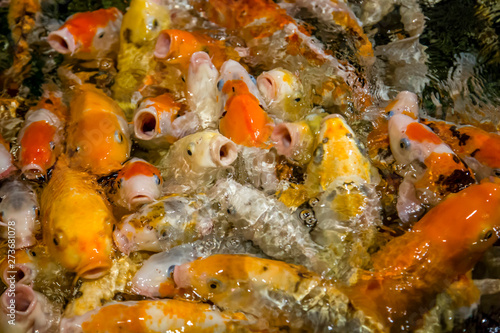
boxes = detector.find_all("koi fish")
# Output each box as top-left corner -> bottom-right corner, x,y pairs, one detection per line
112,0 -> 170,107
256,68 -> 308,122
17,92 -> 66,180
0,284 -> 57,333
154,29 -> 231,70
344,182 -> 500,330
422,118 -> 500,176
0,133 -> 15,179
59,299 -> 256,333
388,114 -> 475,222
66,84 -> 131,175
305,114 -> 377,194
131,244 -> 197,298
207,179 -> 326,272
41,158 -> 114,279
133,93 -> 198,144
173,254 -> 364,331
113,194 -> 214,254
0,180 -> 39,250
187,51 -> 221,129
282,0 -> 374,58
367,91 -> 420,168
217,61 -> 274,148
111,158 -> 162,210
157,131 -> 238,191
48,8 -> 122,59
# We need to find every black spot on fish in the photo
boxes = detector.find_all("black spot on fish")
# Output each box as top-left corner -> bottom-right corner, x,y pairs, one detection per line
437,169 -> 475,193
262,266 -> 268,271
450,126 -> 470,146
45,99 -> 53,105
123,29 -> 132,44
470,149 -> 480,157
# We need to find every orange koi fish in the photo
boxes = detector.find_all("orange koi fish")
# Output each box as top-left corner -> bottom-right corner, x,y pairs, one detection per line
59,299 -> 255,333
48,8 -> 122,59
388,114 -> 475,222
133,93 -> 198,144
17,91 -> 67,180
66,84 -> 131,175
422,118 -> 500,173
367,91 -> 419,167
0,133 -> 15,179
217,61 -> 274,148
41,158 -> 114,279
154,29 -> 234,70
111,158 -> 162,210
345,182 -> 500,330
173,254 -> 364,331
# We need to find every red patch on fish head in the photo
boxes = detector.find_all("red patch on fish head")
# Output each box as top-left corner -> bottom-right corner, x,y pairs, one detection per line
406,122 -> 442,145
19,121 -> 57,171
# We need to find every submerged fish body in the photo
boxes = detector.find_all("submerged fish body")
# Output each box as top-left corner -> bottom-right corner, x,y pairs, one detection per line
305,114 -> 377,194
0,134 -> 15,179
113,194 -> 214,254
208,179 -> 326,272
41,158 -> 114,279
111,158 -> 162,210
0,180 -> 39,250
66,85 -> 131,175
113,0 -> 170,105
173,254 -> 363,331
346,182 -> 500,330
59,299 -> 255,333
48,7 -> 122,59
422,118 -> 500,176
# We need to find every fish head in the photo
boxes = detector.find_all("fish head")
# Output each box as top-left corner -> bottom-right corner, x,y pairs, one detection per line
48,8 -> 122,58
218,60 -> 264,106
257,68 -> 305,121
69,111 -> 130,175
45,203 -> 114,279
415,182 -> 500,274
133,93 -> 181,141
18,114 -> 61,179
388,114 -> 452,165
0,181 -> 38,249
120,0 -> 170,47
385,91 -> 419,119
219,93 -> 274,148
115,158 -> 162,209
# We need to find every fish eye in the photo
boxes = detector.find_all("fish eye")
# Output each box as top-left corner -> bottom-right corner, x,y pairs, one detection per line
399,138 -> 411,150
98,32 -> 105,39
167,265 -> 175,278
483,230 -> 493,241
114,131 -> 124,143
217,79 -> 224,91
153,174 -> 161,185
186,143 -> 195,156
49,141 -> 55,150
53,230 -> 67,248
207,278 -> 222,291
152,19 -> 159,29
387,110 -> 394,118
249,75 -> 257,85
